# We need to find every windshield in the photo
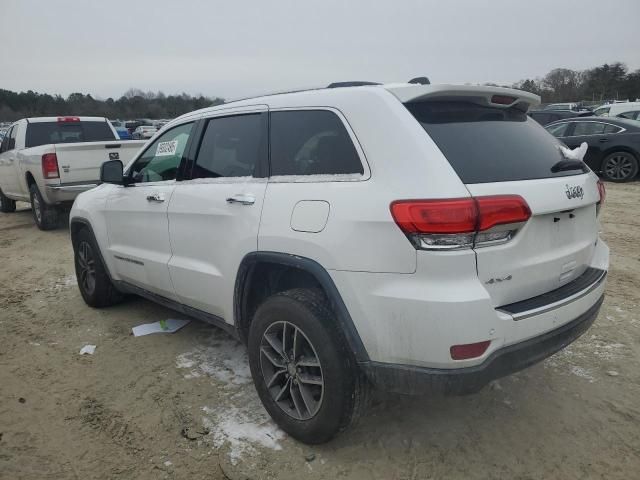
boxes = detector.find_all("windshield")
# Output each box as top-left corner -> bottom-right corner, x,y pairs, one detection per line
406,101 -> 583,184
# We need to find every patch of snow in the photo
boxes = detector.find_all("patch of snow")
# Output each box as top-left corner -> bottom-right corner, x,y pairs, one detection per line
52,274 -> 77,289
202,405 -> 285,464
176,333 -> 251,385
570,366 -> 595,382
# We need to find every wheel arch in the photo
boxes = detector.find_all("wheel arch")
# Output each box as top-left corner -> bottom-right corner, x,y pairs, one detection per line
69,217 -> 115,281
234,252 -> 369,362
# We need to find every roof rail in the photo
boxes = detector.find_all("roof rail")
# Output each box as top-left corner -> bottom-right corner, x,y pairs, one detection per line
327,81 -> 381,88
408,77 -> 430,85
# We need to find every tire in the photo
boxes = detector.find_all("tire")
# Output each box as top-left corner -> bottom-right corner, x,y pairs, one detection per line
73,227 -> 123,307
601,151 -> 639,182
248,288 -> 369,444
29,183 -> 59,230
0,188 -> 16,213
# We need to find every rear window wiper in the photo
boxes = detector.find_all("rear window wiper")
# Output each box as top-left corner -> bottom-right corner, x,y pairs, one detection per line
550,159 -> 587,173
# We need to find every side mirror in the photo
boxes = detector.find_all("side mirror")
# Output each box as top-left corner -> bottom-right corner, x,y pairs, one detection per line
100,159 -> 124,184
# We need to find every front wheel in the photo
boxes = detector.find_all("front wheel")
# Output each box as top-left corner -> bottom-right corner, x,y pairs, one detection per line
601,151 -> 639,182
29,183 -> 59,230
73,227 -> 123,307
248,288 -> 369,444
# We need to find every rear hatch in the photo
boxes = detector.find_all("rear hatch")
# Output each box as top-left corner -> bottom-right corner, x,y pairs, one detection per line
403,90 -> 601,307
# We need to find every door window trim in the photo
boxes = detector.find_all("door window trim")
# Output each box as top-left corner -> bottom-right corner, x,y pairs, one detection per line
267,107 -> 371,183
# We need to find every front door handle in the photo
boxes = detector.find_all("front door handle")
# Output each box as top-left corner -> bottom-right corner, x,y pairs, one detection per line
146,192 -> 165,203
599,138 -> 609,143
226,194 -> 255,205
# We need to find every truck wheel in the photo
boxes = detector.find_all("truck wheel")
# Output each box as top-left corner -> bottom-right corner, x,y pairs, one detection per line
0,189 -> 16,213
73,227 -> 123,307
248,288 -> 370,444
29,184 -> 59,230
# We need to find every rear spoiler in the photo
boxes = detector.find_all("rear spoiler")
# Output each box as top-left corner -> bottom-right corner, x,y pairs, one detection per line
386,84 -> 541,112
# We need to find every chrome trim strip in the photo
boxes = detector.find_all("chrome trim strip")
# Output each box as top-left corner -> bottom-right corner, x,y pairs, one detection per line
46,183 -> 98,192
498,269 -> 607,321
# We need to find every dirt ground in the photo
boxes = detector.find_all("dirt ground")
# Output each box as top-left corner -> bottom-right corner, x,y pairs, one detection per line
1,182 -> 639,480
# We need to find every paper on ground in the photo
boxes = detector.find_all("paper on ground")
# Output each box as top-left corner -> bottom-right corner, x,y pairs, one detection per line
79,345 -> 96,355
132,319 -> 190,337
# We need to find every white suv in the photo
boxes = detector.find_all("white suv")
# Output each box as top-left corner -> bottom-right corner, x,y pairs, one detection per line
70,83 -> 609,444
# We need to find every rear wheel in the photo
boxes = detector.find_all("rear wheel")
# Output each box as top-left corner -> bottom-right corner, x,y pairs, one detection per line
0,189 -> 16,213
74,227 -> 123,307
29,183 -> 59,230
601,151 -> 639,182
248,288 -> 369,444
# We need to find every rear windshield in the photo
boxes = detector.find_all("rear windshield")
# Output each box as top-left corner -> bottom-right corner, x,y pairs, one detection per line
25,121 -> 115,148
405,101 -> 583,184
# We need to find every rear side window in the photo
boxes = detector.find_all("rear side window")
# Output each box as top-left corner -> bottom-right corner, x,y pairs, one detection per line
25,121 -> 115,148
270,110 -> 363,176
573,122 -> 607,136
406,101 -> 581,184
192,113 -> 266,178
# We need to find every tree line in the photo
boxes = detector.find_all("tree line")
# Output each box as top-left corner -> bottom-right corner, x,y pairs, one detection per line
1,61 -> 639,121
511,62 -> 640,104
0,88 -> 224,122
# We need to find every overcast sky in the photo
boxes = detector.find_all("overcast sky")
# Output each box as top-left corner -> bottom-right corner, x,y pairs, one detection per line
1,0 -> 639,100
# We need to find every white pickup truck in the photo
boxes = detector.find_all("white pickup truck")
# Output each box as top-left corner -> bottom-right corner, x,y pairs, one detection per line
0,116 -> 145,229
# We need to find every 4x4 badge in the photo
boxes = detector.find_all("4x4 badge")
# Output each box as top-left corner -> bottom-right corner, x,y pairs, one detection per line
565,184 -> 584,200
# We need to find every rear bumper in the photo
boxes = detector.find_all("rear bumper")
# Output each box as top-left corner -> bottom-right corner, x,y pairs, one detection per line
361,294 -> 603,395
45,182 -> 98,204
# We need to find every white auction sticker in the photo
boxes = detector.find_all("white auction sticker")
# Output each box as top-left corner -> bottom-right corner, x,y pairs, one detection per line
156,140 -> 178,156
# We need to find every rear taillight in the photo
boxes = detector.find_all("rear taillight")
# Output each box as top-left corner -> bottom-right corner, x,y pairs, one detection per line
596,180 -> 606,216
390,195 -> 531,250
450,341 -> 491,360
41,153 -> 59,179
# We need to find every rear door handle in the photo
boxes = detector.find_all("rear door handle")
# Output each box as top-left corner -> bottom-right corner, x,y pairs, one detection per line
226,194 -> 255,205
146,192 -> 165,203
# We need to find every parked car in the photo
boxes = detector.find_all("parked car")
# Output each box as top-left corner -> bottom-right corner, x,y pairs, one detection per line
593,101 -> 640,117
109,120 -> 132,140
544,102 -> 579,111
529,109 -> 592,125
545,116 -> 640,182
0,116 -> 145,229
70,83 -> 608,444
132,125 -> 157,139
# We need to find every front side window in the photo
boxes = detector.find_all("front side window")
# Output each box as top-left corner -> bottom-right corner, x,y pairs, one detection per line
572,122 -> 606,136
192,113 -> 266,179
269,110 -> 363,176
129,122 -> 193,183
594,106 -> 610,116
545,122 -> 570,138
